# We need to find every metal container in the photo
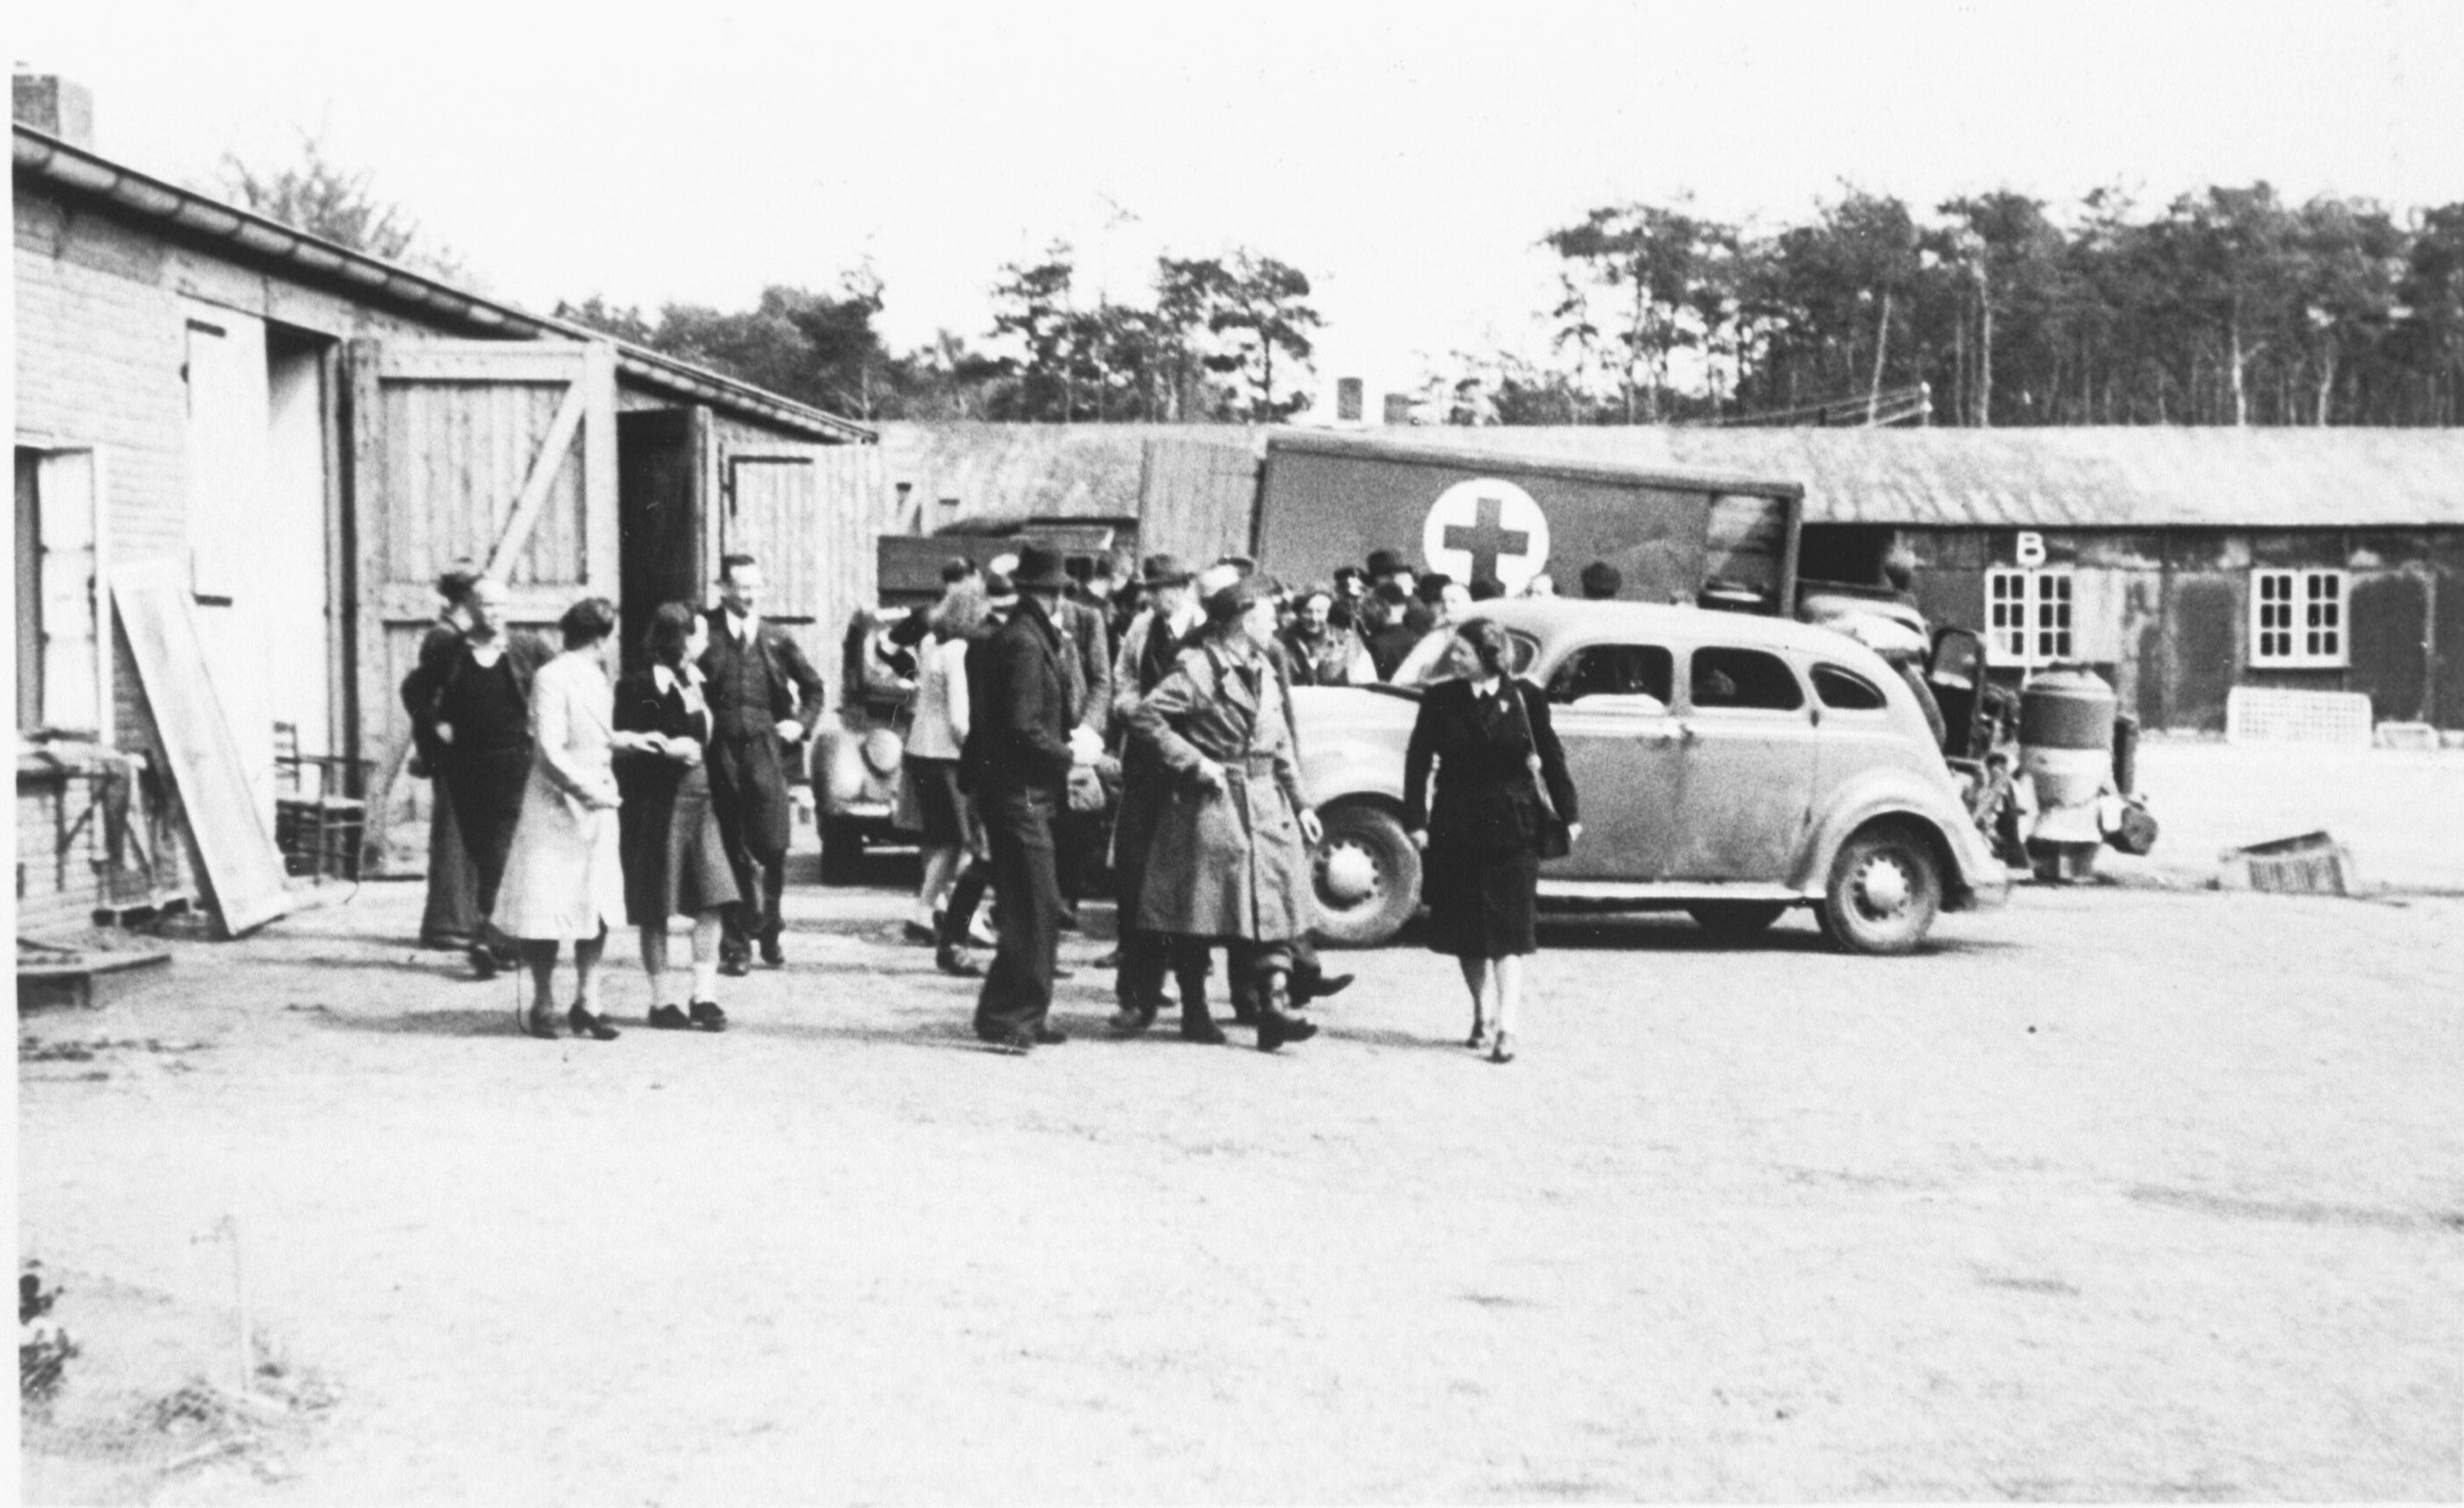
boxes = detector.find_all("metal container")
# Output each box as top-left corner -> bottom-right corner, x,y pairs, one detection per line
2019,667 -> 2119,750
2019,667 -> 2119,876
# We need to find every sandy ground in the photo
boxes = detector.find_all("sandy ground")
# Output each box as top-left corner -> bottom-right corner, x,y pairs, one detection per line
2117,739 -> 2464,895
17,740 -> 2462,1502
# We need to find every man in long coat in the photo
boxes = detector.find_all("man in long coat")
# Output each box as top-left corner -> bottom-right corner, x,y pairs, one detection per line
1125,574 -> 1324,1052
962,545 -> 1082,1053
1105,554 -> 1210,1031
698,553 -> 827,973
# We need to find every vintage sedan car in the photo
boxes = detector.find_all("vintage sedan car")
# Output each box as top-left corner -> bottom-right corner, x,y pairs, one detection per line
1294,599 -> 2010,954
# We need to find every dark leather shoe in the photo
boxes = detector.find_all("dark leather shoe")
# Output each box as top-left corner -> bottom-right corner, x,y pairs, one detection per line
689,1000 -> 729,1032
1032,1024 -> 1068,1046
567,1004 -> 621,1041
1295,972 -> 1353,1006
647,1004 -> 693,1031
521,1002 -> 560,1040
718,955 -> 751,979
978,1031 -> 1033,1056
1256,1013 -> 1317,1053
469,947 -> 499,981
936,947 -> 983,978
1107,1004 -> 1157,1034
1179,1016 -> 1227,1046
901,921 -> 938,945
758,936 -> 786,968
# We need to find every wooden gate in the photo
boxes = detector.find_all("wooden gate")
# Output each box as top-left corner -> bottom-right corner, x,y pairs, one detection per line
348,338 -> 618,869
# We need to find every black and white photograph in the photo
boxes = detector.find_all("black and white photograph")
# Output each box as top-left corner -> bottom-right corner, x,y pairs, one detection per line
10,1 -> 2463,1499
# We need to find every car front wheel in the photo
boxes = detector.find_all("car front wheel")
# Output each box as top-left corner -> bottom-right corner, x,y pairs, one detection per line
1820,823 -> 1942,955
1311,803 -> 1421,948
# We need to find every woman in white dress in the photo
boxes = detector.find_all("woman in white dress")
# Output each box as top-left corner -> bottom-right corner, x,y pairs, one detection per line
493,597 -> 652,1040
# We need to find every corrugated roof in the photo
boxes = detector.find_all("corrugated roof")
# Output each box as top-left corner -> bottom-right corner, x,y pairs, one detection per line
1332,425 -> 2464,529
12,124 -> 875,445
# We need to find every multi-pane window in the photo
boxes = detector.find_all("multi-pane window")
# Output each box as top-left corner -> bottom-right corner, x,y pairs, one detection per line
2250,570 -> 2346,667
1986,569 -> 2074,668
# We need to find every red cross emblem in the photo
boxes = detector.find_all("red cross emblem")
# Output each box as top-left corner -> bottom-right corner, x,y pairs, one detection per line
1421,478 -> 1550,592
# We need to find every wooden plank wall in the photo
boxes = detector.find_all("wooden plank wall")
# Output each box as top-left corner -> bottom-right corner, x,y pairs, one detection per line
1137,437 -> 1260,569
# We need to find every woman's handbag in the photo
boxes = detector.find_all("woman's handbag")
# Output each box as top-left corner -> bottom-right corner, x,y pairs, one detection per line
1508,682 -> 1574,860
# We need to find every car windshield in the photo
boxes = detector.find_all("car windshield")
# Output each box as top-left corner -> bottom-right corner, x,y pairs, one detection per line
1385,624 -> 1542,687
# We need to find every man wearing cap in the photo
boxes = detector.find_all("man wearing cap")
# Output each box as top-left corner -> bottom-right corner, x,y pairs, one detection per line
1126,573 -> 1324,1051
1104,553 -> 1213,1031
699,553 -> 827,974
961,546 -> 1086,1053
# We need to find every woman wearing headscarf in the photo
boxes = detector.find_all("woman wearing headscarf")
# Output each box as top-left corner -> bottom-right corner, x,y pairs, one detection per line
493,596 -> 650,1040
1403,617 -> 1580,1063
1126,574 -> 1325,1051
614,603 -> 740,1031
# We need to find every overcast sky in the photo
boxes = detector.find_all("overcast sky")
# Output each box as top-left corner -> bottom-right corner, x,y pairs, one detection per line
18,0 -> 2464,398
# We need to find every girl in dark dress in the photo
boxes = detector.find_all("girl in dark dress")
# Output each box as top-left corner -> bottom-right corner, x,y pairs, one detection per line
1402,618 -> 1580,1063
614,604 -> 741,1031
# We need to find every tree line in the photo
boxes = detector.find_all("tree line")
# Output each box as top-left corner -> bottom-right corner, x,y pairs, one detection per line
218,137 -> 2464,428
1443,183 -> 2464,428
556,244 -> 1322,425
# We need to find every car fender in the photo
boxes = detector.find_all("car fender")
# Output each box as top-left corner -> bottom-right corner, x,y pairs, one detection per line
1788,766 -> 1984,901
1299,736 -> 1406,812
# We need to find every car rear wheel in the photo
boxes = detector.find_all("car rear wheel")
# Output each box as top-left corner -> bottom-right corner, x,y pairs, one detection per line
1820,823 -> 1942,955
1686,900 -> 1790,942
818,817 -> 866,886
1311,803 -> 1421,949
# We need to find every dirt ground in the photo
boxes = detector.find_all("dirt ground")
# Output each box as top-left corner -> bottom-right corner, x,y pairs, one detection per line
17,745 -> 2463,1503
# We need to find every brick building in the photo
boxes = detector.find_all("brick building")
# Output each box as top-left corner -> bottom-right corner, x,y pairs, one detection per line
14,90 -> 880,933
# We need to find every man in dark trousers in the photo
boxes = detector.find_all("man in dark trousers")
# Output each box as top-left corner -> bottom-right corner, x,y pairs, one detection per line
699,553 -> 827,975
963,545 -> 1081,1053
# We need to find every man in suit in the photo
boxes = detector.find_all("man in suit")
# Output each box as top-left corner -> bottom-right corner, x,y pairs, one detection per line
1052,568 -> 1114,926
963,545 -> 1084,1053
698,553 -> 828,974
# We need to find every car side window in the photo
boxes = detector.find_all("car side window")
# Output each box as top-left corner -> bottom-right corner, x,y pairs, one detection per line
1548,643 -> 1674,706
1690,647 -> 1804,711
1811,663 -> 1889,712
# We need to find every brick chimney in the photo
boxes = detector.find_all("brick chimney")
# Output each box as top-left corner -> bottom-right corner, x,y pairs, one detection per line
13,74 -> 94,147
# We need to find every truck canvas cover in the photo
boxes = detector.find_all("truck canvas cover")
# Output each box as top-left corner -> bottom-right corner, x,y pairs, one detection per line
1256,432 -> 1803,613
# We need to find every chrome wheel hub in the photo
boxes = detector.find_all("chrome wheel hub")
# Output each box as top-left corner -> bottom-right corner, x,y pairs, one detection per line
1855,854 -> 1913,916
1320,841 -> 1380,906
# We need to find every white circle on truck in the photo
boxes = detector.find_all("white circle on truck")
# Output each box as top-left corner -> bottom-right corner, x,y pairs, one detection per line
1422,478 -> 1550,593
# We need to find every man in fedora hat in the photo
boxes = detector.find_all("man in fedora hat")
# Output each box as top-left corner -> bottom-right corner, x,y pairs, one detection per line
1103,552 -> 1217,1031
961,544 -> 1084,1053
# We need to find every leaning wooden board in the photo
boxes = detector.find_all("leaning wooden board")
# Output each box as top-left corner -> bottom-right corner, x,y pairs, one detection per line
111,565 -> 294,936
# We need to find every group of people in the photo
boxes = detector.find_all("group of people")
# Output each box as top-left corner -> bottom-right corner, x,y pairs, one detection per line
405,536 -> 1586,1061
403,555 -> 823,1039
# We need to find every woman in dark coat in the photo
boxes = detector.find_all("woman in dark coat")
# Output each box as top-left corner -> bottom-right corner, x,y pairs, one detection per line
1402,618 -> 1580,1063
400,575 -> 554,979
614,603 -> 740,1031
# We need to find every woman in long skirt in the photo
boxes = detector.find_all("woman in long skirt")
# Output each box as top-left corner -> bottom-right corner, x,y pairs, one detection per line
1403,618 -> 1580,1064
492,597 -> 648,1040
615,604 -> 741,1031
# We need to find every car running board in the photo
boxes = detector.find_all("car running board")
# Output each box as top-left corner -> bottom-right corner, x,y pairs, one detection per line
1538,881 -> 1803,906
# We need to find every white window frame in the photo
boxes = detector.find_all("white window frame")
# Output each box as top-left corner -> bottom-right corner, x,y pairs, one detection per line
2249,569 -> 2348,669
1986,567 -> 2075,669
15,441 -> 114,741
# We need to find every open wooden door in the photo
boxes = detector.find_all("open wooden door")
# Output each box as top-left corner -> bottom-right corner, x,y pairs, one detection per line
348,338 -> 618,870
